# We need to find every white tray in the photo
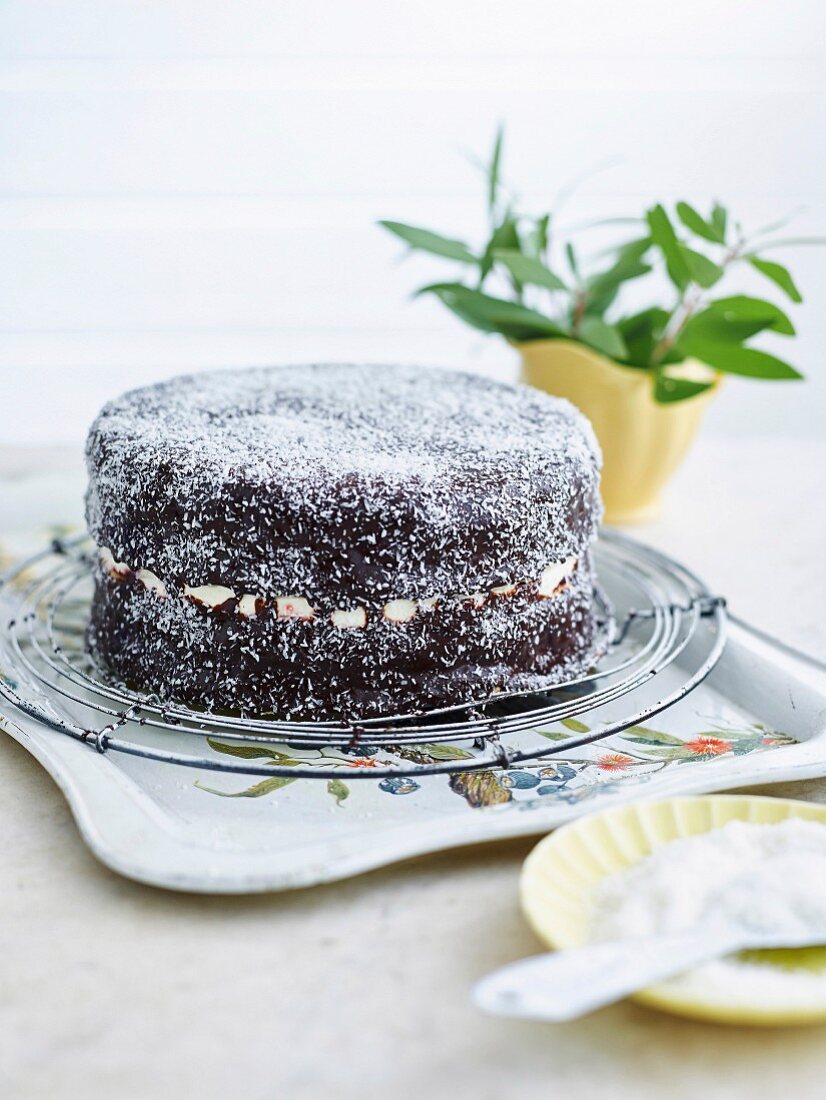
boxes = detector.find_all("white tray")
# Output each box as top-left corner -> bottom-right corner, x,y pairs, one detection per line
2,616 -> 825,893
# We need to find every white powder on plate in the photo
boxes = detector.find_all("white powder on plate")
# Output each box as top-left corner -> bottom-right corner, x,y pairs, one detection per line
590,818 -> 826,1005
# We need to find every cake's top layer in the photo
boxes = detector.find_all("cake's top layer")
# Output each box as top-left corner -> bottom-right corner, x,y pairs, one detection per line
85,364 -> 601,603
87,364 -> 598,482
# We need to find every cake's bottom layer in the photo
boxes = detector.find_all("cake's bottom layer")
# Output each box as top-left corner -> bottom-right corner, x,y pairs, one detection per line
86,558 -> 602,721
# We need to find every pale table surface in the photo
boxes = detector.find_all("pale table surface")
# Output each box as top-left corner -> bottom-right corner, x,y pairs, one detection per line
1,439 -> 825,1100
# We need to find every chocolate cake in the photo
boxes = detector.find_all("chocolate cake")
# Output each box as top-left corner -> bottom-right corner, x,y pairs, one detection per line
85,364 -> 603,721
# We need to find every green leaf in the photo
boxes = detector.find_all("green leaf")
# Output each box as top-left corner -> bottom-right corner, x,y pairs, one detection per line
604,236 -> 653,262
196,776 -> 298,798
754,237 -> 826,249
676,337 -> 803,380
654,372 -> 715,404
583,285 -> 620,318
525,213 -> 551,258
577,317 -> 628,359
676,201 -> 725,244
488,125 -> 504,213
586,240 -> 652,298
711,203 -> 728,241
479,213 -> 521,282
207,737 -> 300,765
730,738 -> 763,756
416,742 -> 474,760
378,221 -> 476,264
572,216 -> 644,233
646,204 -> 690,290
493,249 -> 566,290
680,246 -> 724,288
419,283 -> 567,341
748,257 -> 803,303
684,296 -> 795,342
327,778 -> 350,805
538,729 -> 573,742
560,717 -> 590,733
751,209 -> 806,238
634,748 -> 696,762
617,307 -> 670,367
621,726 -> 685,745
565,242 -> 580,279
584,258 -> 651,320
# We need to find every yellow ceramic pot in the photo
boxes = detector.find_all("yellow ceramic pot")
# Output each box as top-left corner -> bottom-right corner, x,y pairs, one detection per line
519,339 -> 719,525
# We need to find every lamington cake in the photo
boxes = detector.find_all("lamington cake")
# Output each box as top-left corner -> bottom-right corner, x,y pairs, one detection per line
84,364 -> 603,721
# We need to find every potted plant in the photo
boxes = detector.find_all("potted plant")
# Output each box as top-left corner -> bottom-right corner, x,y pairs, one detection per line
380,129 -> 817,523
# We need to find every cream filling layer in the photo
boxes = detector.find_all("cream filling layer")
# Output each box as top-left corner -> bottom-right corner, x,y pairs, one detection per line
98,547 -> 578,628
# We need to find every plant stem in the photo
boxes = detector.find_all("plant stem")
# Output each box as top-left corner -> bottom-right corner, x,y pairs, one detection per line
650,286 -> 701,365
650,237 -> 746,366
571,288 -> 587,334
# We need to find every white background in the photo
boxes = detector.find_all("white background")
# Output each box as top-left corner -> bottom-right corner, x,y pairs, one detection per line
1,0 -> 824,446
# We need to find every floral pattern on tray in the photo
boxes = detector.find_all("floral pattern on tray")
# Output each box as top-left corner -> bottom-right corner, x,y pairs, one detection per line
201,719 -> 796,810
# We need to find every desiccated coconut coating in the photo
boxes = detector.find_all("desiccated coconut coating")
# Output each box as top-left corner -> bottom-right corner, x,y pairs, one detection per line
85,364 -> 603,720
85,364 -> 601,603
87,553 -> 599,720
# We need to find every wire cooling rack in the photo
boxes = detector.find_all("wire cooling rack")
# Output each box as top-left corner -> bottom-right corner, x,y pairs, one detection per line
0,533 -> 726,780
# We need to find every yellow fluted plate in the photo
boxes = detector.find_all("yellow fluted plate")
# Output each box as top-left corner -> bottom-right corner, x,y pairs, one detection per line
521,796 -> 826,1026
